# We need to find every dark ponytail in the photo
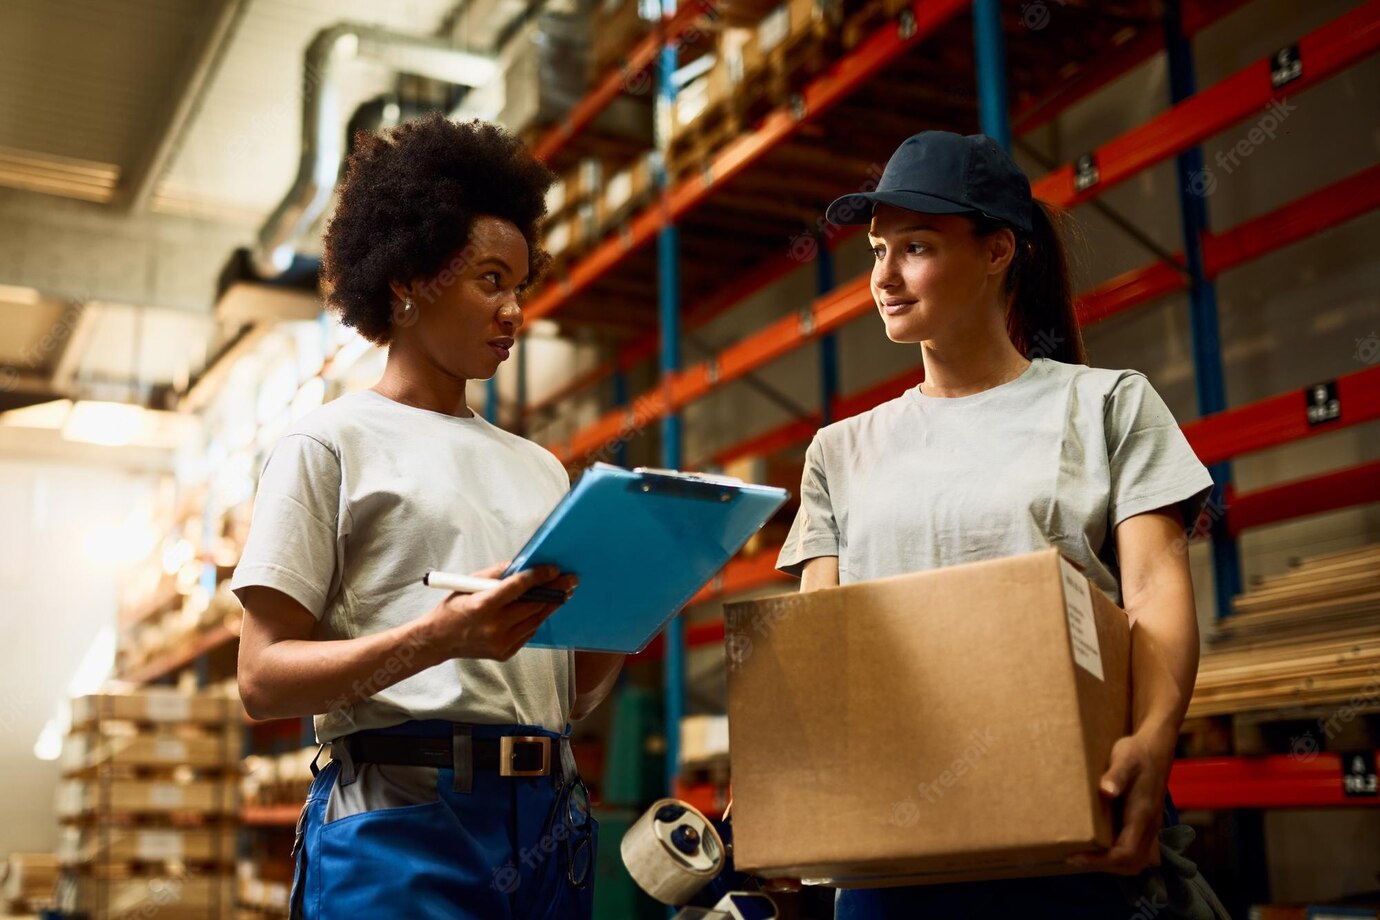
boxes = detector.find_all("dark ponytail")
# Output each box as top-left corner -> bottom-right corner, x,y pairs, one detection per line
974,200 -> 1087,365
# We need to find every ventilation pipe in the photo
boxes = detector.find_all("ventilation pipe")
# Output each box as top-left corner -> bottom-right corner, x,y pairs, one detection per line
252,23 -> 497,278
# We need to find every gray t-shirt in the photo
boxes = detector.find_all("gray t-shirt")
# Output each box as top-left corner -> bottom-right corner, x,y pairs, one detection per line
776,358 -> 1213,604
230,390 -> 574,741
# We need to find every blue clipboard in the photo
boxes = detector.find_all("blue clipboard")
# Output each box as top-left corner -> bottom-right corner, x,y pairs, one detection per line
502,463 -> 790,653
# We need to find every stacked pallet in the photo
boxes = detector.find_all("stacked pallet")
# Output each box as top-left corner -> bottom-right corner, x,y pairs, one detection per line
55,689 -> 241,920
544,152 -> 656,270
666,0 -> 846,182
2,853 -> 59,914
119,581 -> 243,677
237,866 -> 290,920
1183,545 -> 1380,754
242,746 -> 317,809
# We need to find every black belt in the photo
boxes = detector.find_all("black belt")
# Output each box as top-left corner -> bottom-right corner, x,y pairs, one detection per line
343,732 -> 553,777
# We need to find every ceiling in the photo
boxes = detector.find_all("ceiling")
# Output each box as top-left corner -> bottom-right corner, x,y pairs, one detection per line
0,0 -> 472,423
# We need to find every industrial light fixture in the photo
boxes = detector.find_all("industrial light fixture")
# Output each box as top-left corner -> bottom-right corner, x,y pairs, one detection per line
0,398 -> 73,429
61,401 -> 148,447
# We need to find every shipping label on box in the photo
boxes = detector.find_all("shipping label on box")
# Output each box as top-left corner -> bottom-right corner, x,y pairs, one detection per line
1059,557 -> 1103,680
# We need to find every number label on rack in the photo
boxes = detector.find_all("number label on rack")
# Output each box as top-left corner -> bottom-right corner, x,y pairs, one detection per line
1304,380 -> 1341,426
1341,750 -> 1378,798
1074,153 -> 1100,192
1270,44 -> 1303,90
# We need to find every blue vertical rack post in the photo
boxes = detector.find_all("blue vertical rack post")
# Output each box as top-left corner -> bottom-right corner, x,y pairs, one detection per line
656,6 -> 685,794
485,377 -> 499,425
1165,0 -> 1241,619
973,0 -> 1012,152
516,338 -> 529,436
816,236 -> 838,425
612,369 -> 630,468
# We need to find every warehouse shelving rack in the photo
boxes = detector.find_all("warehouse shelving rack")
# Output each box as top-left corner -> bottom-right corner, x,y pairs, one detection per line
500,0 -> 1380,873
107,0 -> 1380,879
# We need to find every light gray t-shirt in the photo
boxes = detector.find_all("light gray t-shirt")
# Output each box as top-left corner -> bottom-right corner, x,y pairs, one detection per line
776,358 -> 1213,604
230,390 -> 574,741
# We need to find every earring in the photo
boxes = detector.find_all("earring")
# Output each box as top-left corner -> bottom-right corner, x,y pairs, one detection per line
403,298 -> 414,314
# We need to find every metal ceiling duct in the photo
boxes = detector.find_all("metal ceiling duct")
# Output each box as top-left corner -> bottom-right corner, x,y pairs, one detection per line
253,22 -> 498,278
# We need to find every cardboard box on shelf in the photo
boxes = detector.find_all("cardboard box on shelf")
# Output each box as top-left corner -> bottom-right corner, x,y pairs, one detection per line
721,27 -> 762,89
61,730 -> 239,775
70,689 -> 239,728
597,152 -> 654,232
57,778 -> 239,818
680,714 -> 731,770
591,0 -> 651,79
725,548 -> 1131,886
57,826 -> 239,866
70,873 -> 235,920
2,853 -> 58,911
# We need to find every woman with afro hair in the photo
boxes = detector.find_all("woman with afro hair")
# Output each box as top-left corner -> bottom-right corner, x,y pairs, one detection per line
231,113 -> 622,919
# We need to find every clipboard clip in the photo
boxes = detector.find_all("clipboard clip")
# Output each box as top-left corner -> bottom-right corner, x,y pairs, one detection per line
629,466 -> 743,503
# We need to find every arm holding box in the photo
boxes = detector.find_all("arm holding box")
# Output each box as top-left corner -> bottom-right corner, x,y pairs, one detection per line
1070,504 -> 1199,876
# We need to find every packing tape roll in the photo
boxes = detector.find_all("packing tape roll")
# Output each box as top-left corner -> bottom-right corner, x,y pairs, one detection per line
620,798 -> 726,905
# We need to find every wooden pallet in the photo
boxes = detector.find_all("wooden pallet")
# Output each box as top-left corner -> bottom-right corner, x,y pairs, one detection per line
668,99 -> 744,182
70,691 -> 239,730
1179,703 -> 1380,757
58,778 -> 240,824
63,730 -> 241,779
67,872 -> 236,920
1185,543 -> 1380,747
59,827 -> 240,868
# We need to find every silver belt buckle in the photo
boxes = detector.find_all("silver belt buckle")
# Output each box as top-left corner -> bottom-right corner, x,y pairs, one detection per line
500,735 -> 551,777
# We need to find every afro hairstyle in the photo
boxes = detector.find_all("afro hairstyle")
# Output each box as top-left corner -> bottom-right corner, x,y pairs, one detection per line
321,113 -> 555,345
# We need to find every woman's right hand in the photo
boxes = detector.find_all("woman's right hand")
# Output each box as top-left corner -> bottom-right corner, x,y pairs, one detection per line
422,561 -> 577,662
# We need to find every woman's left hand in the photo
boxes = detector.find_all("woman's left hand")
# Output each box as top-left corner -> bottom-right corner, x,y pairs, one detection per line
1067,730 -> 1173,875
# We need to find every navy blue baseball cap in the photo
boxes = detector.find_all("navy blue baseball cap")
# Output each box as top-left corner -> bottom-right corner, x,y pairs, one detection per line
825,131 -> 1033,233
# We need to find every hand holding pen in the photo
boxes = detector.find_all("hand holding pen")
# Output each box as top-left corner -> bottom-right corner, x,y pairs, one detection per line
419,561 -> 578,661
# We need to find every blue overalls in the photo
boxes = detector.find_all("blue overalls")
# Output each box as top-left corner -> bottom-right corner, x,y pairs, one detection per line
290,721 -> 597,920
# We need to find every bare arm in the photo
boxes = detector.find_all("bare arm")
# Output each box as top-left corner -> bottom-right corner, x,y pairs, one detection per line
1074,505 -> 1199,875
799,556 -> 840,592
237,563 -> 574,722
571,652 -> 624,720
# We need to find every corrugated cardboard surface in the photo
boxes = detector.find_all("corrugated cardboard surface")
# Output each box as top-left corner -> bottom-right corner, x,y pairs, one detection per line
725,549 -> 1129,884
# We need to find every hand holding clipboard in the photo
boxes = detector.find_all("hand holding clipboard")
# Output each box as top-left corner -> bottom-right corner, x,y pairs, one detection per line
421,465 -> 788,653
418,561 -> 579,661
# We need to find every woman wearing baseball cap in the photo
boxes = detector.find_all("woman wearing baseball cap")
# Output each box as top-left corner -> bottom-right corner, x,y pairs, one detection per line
776,131 -> 1226,917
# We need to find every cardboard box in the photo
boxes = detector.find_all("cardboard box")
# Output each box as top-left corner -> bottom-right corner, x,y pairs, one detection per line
680,714 -> 731,770
591,0 -> 650,78
57,778 -> 239,817
70,690 -> 238,727
58,827 -> 239,866
61,730 -> 240,775
596,152 -> 654,232
721,27 -> 761,88
725,548 -> 1130,885
72,874 -> 235,920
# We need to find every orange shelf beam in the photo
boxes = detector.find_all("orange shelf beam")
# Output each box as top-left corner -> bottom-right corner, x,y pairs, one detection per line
1031,1 -> 1380,209
531,2 -> 712,164
523,0 -> 970,325
554,160 -> 1380,467
241,804 -> 303,828
124,624 -> 236,684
